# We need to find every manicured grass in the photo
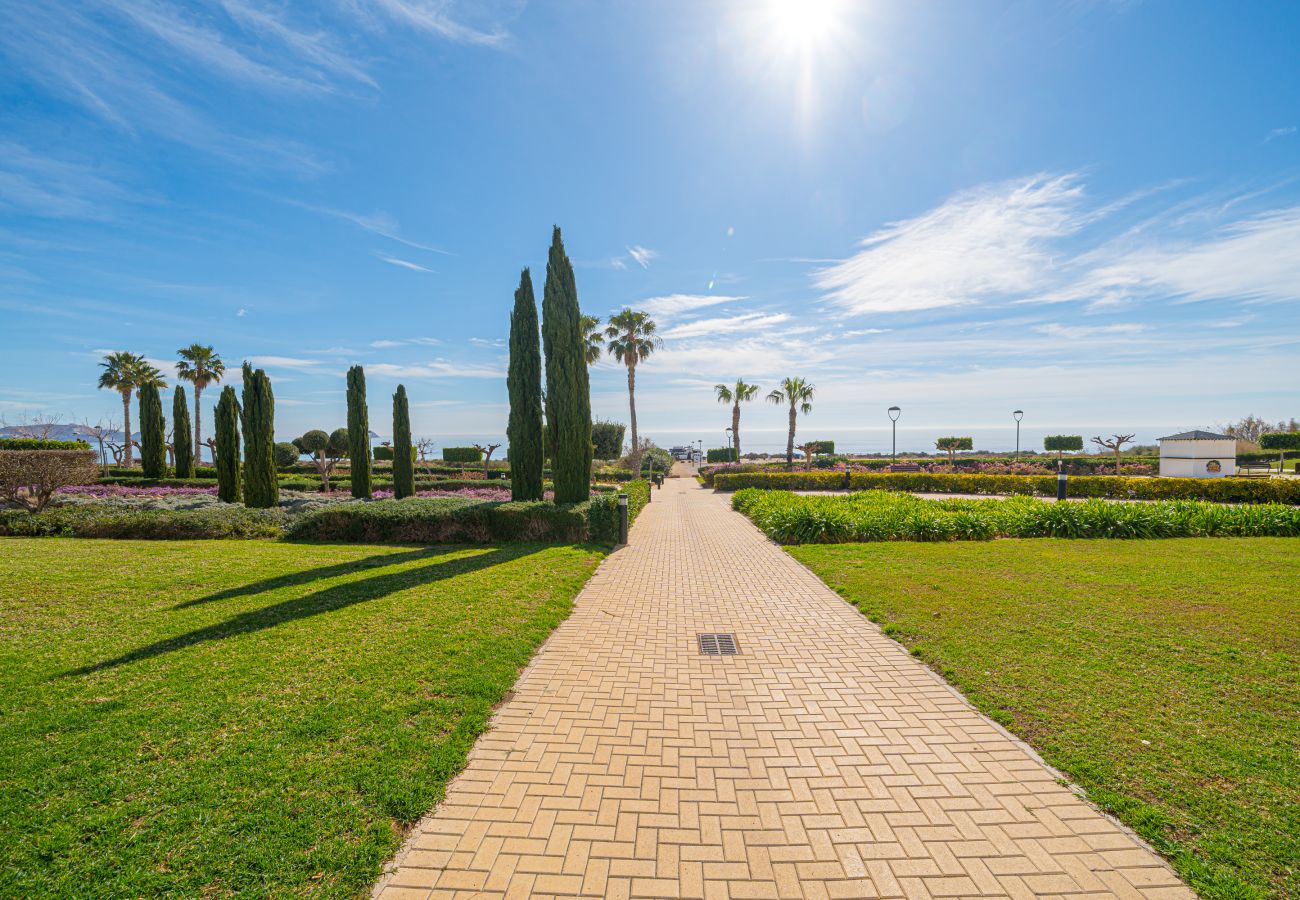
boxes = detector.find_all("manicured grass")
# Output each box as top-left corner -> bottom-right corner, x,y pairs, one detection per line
791,537 -> 1299,899
0,538 -> 602,897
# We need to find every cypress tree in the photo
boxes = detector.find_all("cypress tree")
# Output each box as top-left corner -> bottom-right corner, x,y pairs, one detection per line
173,385 -> 193,478
541,227 -> 592,503
508,268 -> 545,501
240,362 -> 279,508
139,381 -> 166,478
391,384 -> 415,499
214,386 -> 241,503
347,365 -> 372,498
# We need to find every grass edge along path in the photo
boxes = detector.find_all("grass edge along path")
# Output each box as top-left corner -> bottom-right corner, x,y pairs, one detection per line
0,537 -> 603,898
789,537 -> 1299,900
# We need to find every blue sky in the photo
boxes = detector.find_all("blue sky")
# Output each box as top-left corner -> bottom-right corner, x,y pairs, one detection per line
1,0 -> 1297,454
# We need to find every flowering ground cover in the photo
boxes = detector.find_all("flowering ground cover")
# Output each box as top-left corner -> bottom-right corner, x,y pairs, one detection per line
793,538 -> 1299,899
0,538 -> 602,897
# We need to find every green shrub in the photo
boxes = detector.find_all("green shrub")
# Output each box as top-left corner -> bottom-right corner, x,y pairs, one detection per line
1045,435 -> 1084,453
0,505 -> 285,539
732,489 -> 1300,544
285,497 -> 589,544
713,471 -> 1300,504
273,442 -> 300,470
585,479 -> 650,544
807,440 -> 835,455
372,444 -> 417,462
0,438 -> 91,451
706,447 -> 737,463
442,446 -> 483,463
591,421 -> 627,460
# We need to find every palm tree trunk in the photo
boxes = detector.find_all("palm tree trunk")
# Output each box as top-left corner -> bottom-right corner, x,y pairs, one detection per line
194,384 -> 203,466
732,403 -> 741,460
120,392 -> 133,468
786,403 -> 796,466
627,363 -> 639,471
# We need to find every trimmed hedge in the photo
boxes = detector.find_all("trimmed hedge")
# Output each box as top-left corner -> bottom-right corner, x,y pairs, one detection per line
586,479 -> 650,543
442,447 -> 483,463
0,438 -> 91,451
286,497 -> 588,544
711,471 -> 1300,504
706,448 -> 738,463
0,505 -> 285,539
732,488 -> 1300,544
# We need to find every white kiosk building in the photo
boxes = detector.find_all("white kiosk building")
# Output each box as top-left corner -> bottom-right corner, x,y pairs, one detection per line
1158,430 -> 1237,478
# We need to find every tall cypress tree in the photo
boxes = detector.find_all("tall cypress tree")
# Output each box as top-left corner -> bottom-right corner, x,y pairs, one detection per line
508,268 -> 545,501
541,227 -> 592,503
214,386 -> 241,503
347,365 -> 372,498
173,385 -> 194,478
139,381 -> 166,478
391,384 -> 415,499
240,362 -> 279,508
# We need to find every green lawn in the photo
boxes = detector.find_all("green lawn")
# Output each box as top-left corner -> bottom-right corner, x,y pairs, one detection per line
0,538 -> 602,898
791,537 -> 1299,900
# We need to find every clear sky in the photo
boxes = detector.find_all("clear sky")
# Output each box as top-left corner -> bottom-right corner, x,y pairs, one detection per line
1,0 -> 1297,454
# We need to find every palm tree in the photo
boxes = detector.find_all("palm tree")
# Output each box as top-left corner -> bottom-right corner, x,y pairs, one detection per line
176,344 -> 225,465
97,351 -> 148,467
714,379 -> 759,459
766,377 -> 815,466
581,314 -> 605,366
605,309 -> 662,470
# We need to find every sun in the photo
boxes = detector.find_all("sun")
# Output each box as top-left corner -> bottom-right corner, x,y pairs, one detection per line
764,0 -> 846,53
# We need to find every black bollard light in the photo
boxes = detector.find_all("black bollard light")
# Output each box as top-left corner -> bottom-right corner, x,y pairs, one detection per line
617,493 -> 629,544
1056,461 -> 1068,501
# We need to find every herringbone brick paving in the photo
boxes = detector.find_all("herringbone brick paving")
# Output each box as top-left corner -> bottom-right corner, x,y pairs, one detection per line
374,476 -> 1190,899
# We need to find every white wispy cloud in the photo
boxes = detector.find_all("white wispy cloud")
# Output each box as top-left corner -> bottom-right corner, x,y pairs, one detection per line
469,337 -> 505,348
626,245 -> 658,268
353,0 -> 516,47
1265,125 -> 1296,142
639,294 -> 747,321
815,174 -> 1088,314
376,253 -> 436,273
368,360 -> 505,379
286,200 -> 451,254
0,142 -> 142,220
367,337 -> 443,349
662,312 -> 791,339
246,355 -> 324,369
1032,323 -> 1146,339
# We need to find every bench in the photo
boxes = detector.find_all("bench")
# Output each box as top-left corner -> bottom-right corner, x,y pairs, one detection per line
1236,462 -> 1273,478
887,463 -> 922,473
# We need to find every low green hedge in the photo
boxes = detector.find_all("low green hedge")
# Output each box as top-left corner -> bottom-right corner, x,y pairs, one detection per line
0,505 -> 285,539
442,447 -> 483,463
586,479 -> 651,543
0,438 -> 91,451
732,489 -> 1300,544
712,471 -> 1300,504
285,498 -> 589,544
104,466 -> 219,479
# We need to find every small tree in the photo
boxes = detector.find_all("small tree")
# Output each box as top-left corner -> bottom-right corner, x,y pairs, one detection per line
796,441 -> 819,471
508,267 -> 546,502
392,385 -> 415,499
473,442 -> 503,478
1044,435 -> 1083,468
138,381 -> 167,478
591,421 -> 626,460
273,442 -> 299,470
214,386 -> 241,503
1260,431 -> 1300,474
1091,433 -> 1136,476
346,365 -> 372,499
173,386 -> 194,478
415,437 -> 435,463
935,436 -> 973,469
0,449 -> 100,512
298,428 -> 348,493
541,227 -> 592,504
76,418 -> 118,474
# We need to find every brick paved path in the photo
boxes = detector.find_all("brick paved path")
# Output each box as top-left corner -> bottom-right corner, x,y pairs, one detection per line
375,478 -> 1190,899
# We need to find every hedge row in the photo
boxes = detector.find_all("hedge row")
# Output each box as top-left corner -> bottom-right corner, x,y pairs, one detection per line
6,479 -> 654,544
732,489 -> 1300,544
0,438 -> 91,451
710,471 -> 1300,504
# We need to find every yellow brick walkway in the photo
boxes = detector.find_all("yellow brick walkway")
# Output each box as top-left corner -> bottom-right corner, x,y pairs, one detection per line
375,477 -> 1190,899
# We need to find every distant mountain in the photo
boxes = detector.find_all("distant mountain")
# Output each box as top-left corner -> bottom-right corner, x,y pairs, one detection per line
0,424 -> 134,443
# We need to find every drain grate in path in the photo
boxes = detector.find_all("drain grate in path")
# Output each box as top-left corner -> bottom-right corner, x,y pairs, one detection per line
698,633 -> 738,655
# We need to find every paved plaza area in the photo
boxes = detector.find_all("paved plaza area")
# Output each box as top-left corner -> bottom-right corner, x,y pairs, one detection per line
375,477 -> 1189,899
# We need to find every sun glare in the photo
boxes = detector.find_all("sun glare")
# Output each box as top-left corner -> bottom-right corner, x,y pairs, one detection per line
765,0 -> 845,51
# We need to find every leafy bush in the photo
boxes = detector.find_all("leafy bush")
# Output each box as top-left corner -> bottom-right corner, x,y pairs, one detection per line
372,444 -> 417,462
0,450 -> 101,512
0,504 -> 285,539
713,471 -> 1300,504
706,447 -> 737,463
591,421 -> 627,460
442,446 -> 483,463
585,479 -> 650,543
274,442 -> 300,469
806,440 -> 835,455
1045,435 -> 1084,453
0,438 -> 91,451
733,489 -> 1300,544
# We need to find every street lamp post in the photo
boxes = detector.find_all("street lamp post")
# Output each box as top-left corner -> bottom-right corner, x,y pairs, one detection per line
725,427 -> 733,461
887,406 -> 901,467
1013,409 -> 1024,462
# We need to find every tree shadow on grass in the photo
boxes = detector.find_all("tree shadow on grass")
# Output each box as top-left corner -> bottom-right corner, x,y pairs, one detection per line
66,544 -> 539,678
173,547 -> 439,609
